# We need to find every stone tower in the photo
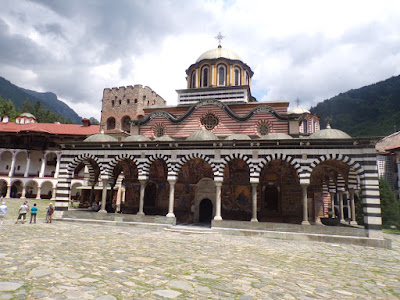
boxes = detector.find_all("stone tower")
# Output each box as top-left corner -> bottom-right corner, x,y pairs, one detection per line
101,84 -> 166,134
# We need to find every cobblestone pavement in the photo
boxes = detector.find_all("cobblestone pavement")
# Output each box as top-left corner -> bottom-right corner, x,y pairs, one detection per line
1,218 -> 400,300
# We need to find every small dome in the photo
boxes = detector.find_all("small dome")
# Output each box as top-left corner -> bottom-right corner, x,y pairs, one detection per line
288,107 -> 311,114
187,128 -> 218,141
309,124 -> 351,139
225,134 -> 251,140
84,132 -> 118,143
154,135 -> 174,141
19,112 -> 36,119
196,47 -> 242,63
261,133 -> 293,140
124,135 -> 151,142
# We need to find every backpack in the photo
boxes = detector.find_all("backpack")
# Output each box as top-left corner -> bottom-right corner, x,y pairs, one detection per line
48,205 -> 54,214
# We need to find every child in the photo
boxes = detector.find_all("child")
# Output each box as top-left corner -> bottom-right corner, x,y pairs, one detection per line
30,203 -> 38,224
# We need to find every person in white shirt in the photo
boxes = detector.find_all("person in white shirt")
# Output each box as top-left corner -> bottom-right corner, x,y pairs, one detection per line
0,200 -> 7,227
15,201 -> 29,224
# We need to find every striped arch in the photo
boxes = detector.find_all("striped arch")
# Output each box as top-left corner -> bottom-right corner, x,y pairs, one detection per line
253,153 -> 301,179
66,153 -> 104,181
308,154 -> 365,185
219,153 -> 252,176
173,153 -> 217,175
142,154 -> 172,177
106,154 -> 140,178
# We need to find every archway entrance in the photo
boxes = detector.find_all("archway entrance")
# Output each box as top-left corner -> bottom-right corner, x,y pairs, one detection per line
199,198 -> 213,223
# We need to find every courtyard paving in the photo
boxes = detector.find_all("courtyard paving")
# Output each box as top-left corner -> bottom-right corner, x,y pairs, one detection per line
0,217 -> 400,300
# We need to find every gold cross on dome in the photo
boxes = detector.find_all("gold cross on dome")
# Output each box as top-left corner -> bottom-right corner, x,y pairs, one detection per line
215,32 -> 225,47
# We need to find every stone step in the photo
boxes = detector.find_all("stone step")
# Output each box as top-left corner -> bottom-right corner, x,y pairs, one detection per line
164,224 -> 216,234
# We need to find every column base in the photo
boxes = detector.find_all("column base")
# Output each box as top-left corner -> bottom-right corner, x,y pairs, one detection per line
340,219 -> 348,225
137,212 -> 145,216
350,220 -> 358,226
214,216 -> 222,221
98,209 -> 107,214
250,218 -> 258,222
301,220 -> 310,225
166,213 -> 175,218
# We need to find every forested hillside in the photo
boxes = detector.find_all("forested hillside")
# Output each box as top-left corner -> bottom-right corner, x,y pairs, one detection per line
310,75 -> 400,137
0,76 -> 81,124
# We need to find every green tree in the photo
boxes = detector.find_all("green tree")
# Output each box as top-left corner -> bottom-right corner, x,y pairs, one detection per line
379,178 -> 400,228
0,96 -> 18,120
90,117 -> 100,125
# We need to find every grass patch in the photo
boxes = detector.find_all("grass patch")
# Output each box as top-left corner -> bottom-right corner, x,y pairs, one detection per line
2,197 -> 53,221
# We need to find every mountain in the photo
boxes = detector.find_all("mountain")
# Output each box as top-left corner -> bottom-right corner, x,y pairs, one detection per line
0,76 -> 82,124
310,75 -> 400,137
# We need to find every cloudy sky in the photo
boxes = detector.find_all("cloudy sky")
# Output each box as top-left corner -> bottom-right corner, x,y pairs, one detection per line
1,0 -> 400,121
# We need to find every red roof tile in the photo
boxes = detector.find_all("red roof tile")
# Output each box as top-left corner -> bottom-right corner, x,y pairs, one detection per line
0,122 -> 100,135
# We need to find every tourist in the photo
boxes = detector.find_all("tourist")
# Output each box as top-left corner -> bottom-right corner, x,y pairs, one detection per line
30,203 -> 38,224
46,202 -> 54,223
0,201 -> 7,228
15,201 -> 29,224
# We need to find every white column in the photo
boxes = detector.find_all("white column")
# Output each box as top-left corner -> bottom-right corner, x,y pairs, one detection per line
338,190 -> 346,224
214,180 -> 222,221
6,185 -> 11,198
301,184 -> 310,225
137,180 -> 146,215
8,151 -> 17,177
39,152 -> 46,178
24,152 -> 31,177
36,186 -> 41,200
99,179 -> 108,213
54,153 -> 61,178
166,178 -> 176,218
251,182 -> 258,222
330,191 -> 336,218
21,185 -> 26,199
349,189 -> 358,225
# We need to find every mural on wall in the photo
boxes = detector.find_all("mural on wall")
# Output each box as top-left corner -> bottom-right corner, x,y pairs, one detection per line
149,159 -> 168,183
175,158 -> 213,222
112,159 -> 139,214
145,159 -> 169,213
258,160 -> 301,221
221,159 -> 252,220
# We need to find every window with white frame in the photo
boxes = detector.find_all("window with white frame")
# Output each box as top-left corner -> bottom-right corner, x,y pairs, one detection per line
217,64 -> 226,86
190,71 -> 196,88
201,66 -> 209,87
234,67 -> 241,86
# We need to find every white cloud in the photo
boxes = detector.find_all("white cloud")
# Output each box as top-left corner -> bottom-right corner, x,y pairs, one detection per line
0,0 -> 399,120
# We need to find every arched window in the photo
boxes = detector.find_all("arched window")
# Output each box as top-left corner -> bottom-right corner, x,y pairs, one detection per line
121,116 -> 131,133
107,117 -> 115,130
234,67 -> 241,86
190,71 -> 196,89
217,64 -> 226,86
200,66 -> 209,87
245,71 -> 250,85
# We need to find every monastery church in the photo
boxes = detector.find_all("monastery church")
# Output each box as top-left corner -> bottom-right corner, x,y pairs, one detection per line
0,41 -> 384,243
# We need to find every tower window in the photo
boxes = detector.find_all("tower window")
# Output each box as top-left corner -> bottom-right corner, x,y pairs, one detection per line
119,100 -> 122,105
107,117 -> 116,130
127,99 -> 130,104
234,67 -> 241,86
190,71 -> 196,88
134,99 -> 138,103
200,66 -> 209,87
111,100 -> 115,107
217,64 -> 226,86
122,116 -> 131,133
